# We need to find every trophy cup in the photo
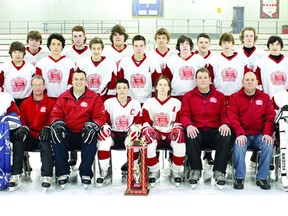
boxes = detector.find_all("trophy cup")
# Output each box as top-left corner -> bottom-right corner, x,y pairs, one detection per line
124,126 -> 149,195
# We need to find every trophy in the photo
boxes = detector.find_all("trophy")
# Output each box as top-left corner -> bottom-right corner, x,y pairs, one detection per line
124,126 -> 149,195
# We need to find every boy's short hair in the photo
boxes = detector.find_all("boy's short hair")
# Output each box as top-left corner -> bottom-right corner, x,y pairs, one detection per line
89,37 -> 104,50
132,35 -> 146,46
71,25 -> 87,44
9,41 -> 26,57
195,67 -> 211,79
219,33 -> 235,46
73,69 -> 87,78
116,78 -> 130,88
26,30 -> 43,44
176,35 -> 194,52
47,33 -> 65,50
197,33 -> 210,42
31,75 -> 45,85
267,35 -> 283,49
110,24 -> 129,43
239,27 -> 258,44
154,28 -> 171,42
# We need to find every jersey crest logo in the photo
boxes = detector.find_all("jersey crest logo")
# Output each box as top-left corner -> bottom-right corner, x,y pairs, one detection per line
270,70 -> 286,85
40,106 -> 47,113
210,97 -> 217,103
255,99 -> 263,106
87,73 -> 102,89
47,68 -> 62,83
179,65 -> 194,80
221,67 -> 237,82
130,73 -> 146,88
115,115 -> 129,130
80,102 -> 88,107
154,112 -> 169,127
11,76 -> 27,92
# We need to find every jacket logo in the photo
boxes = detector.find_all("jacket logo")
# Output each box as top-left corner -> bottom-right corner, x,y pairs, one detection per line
210,97 -> 217,103
40,107 -> 46,113
80,102 -> 88,107
255,100 -> 263,105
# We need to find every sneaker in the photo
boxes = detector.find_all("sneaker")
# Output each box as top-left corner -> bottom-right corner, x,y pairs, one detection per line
121,162 -> 128,176
68,151 -> 78,166
81,176 -> 91,189
149,170 -> 160,187
234,179 -> 244,190
203,152 -> 214,165
170,170 -> 181,187
256,179 -> 271,190
57,175 -> 69,189
96,169 -> 112,188
188,170 -> 201,189
40,176 -> 52,188
213,171 -> 226,189
8,174 -> 21,191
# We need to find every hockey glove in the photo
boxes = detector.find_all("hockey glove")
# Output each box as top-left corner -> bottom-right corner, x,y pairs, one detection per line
14,126 -> 30,142
171,127 -> 182,142
98,124 -> 111,141
39,126 -> 51,142
141,125 -> 156,144
51,121 -> 66,144
127,124 -> 142,141
82,121 -> 100,144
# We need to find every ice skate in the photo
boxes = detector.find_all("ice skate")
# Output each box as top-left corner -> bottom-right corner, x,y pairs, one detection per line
96,169 -> 112,188
121,162 -> 128,176
148,170 -> 160,187
57,175 -> 69,189
213,171 -> 226,190
189,170 -> 201,189
170,170 -> 181,187
8,175 -> 21,192
81,176 -> 91,189
40,176 -> 52,191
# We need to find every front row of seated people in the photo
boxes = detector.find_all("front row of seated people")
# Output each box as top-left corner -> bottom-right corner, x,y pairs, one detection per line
4,68 -> 279,191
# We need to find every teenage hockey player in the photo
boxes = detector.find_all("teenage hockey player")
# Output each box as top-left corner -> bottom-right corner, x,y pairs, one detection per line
141,75 -> 185,187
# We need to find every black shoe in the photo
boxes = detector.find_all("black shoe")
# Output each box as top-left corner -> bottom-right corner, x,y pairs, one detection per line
234,179 -> 244,190
68,151 -> 78,166
256,179 -> 271,190
203,152 -> 214,165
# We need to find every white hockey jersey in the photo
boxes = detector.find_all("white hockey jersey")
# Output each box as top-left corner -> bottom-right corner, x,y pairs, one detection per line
142,96 -> 182,134
24,47 -> 50,66
102,44 -> 133,68
104,97 -> 141,132
0,60 -> 35,99
62,45 -> 91,66
36,56 -> 75,98
273,89 -> 288,109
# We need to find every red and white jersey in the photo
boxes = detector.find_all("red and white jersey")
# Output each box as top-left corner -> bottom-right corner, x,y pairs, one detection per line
77,56 -> 117,101
255,55 -> 288,98
163,53 -> 206,97
236,46 -> 267,71
0,92 -> 19,116
36,56 -> 75,98
102,44 -> 133,69
208,52 -> 250,96
142,96 -> 182,134
62,45 -> 91,66
104,97 -> 142,132
195,50 -> 216,65
117,55 -> 162,103
0,60 -> 35,99
24,47 -> 50,66
272,89 -> 288,110
146,48 -> 178,72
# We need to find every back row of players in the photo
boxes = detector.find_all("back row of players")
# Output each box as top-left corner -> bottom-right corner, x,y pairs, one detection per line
1,25 -> 288,191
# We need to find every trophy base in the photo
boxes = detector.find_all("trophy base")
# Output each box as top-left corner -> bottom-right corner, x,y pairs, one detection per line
124,188 -> 149,196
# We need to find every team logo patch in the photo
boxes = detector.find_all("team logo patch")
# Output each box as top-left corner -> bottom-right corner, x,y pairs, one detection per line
40,106 -> 47,113
210,97 -> 217,103
255,99 -> 263,105
154,112 -> 169,127
130,73 -> 146,88
115,115 -> 129,130
221,67 -> 237,82
179,66 -> 194,80
80,102 -> 88,107
270,71 -> 286,85
87,73 -> 101,89
47,68 -> 62,83
11,76 -> 27,92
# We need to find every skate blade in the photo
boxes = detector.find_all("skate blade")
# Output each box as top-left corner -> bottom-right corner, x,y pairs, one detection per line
215,182 -> 225,190
83,184 -> 89,189
9,186 -> 19,192
43,187 -> 49,192
190,183 -> 199,189
97,179 -> 112,188
60,184 -> 66,189
170,177 -> 181,187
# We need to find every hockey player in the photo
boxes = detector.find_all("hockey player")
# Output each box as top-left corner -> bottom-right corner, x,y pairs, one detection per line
7,75 -> 55,191
62,25 -> 91,66
77,37 -> 117,102
228,72 -> 275,190
146,28 -> 177,73
162,34 -> 206,101
35,33 -> 75,100
50,69 -> 106,189
0,41 -> 36,107
180,68 -> 232,190
117,34 -> 162,104
102,24 -> 133,68
24,30 -> 50,66
96,78 -> 142,187
141,75 -> 185,187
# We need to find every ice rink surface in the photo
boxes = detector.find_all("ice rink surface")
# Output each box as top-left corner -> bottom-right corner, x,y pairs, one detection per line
0,150 -> 287,215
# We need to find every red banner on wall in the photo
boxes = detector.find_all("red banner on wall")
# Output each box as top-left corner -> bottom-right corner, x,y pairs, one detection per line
260,0 -> 279,18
